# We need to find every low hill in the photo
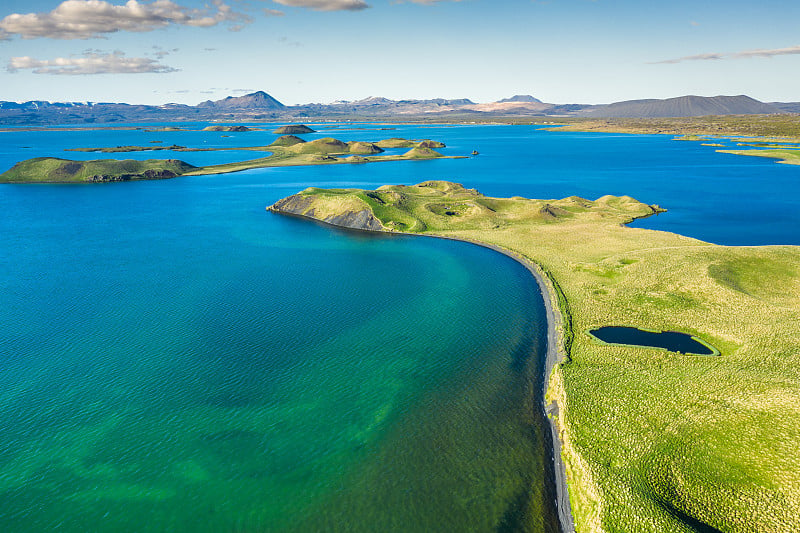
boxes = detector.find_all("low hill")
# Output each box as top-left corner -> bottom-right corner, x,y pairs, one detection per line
580,95 -> 780,118
270,135 -> 306,147
347,141 -> 384,155
403,146 -> 443,159
273,124 -> 316,134
290,137 -> 348,154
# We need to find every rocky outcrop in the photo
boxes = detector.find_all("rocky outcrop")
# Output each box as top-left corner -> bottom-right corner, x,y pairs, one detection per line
269,194 -> 384,231
417,140 -> 446,148
323,210 -> 384,231
85,174 -> 131,182
142,169 -> 179,179
84,169 -> 178,182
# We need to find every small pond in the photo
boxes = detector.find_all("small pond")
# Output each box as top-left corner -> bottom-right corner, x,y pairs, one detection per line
588,326 -> 719,356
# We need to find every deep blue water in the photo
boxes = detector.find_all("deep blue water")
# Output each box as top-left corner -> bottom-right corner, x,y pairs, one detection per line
588,326 -> 716,355
0,123 -> 798,531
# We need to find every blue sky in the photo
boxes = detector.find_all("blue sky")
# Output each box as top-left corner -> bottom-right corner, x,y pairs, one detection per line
0,0 -> 799,105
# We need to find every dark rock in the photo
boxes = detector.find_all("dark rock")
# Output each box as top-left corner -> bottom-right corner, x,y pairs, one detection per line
417,140 -> 446,148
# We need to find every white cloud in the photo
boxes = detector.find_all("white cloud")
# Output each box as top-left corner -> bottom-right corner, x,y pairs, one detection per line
0,0 -> 251,40
392,0 -> 463,3
734,45 -> 800,59
651,52 -> 725,65
7,51 -> 179,74
271,0 -> 369,11
654,45 -> 800,64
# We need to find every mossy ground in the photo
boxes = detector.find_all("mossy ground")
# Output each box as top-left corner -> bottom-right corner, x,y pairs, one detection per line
0,157 -> 196,183
717,148 -> 800,165
548,114 -> 800,139
276,181 -> 800,533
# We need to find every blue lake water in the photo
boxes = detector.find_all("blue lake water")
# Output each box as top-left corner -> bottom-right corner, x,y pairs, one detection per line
0,124 -> 798,531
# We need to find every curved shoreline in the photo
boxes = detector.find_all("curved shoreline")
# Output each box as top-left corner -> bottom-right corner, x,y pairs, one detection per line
410,234 -> 576,533
270,209 -> 575,532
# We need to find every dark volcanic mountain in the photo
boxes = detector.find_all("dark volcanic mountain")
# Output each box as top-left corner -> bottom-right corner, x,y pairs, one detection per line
497,95 -> 543,104
770,101 -> 800,113
579,95 -> 780,118
197,91 -> 285,110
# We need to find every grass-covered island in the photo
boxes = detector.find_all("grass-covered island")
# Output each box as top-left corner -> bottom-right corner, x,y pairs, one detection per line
269,181 -> 800,532
273,124 -> 316,134
0,137 -> 457,183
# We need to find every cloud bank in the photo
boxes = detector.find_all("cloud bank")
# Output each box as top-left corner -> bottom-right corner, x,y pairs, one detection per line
8,51 -> 179,74
271,0 -> 369,11
655,45 -> 800,64
0,0 -> 250,40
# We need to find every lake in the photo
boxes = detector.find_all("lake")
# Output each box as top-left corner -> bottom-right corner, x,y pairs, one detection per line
0,124 -> 798,531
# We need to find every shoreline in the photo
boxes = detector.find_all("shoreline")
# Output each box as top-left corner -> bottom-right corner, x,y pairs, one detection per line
410,234 -> 576,533
270,209 -> 576,532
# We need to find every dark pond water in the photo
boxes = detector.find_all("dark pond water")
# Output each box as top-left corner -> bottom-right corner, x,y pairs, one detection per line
588,326 -> 717,355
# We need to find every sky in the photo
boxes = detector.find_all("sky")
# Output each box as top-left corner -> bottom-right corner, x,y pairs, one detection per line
0,0 -> 799,106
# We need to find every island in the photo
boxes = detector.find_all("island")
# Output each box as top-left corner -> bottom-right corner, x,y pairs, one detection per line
0,137 -> 459,183
65,145 -> 189,153
272,124 -> 316,134
268,181 -> 800,533
201,125 -> 254,132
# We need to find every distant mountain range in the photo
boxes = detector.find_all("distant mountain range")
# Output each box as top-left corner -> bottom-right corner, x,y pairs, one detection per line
0,92 -> 795,125
579,95 -> 780,118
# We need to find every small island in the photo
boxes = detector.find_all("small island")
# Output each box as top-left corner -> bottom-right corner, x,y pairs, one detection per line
0,157 -> 197,183
201,125 -> 254,132
269,181 -> 800,533
0,137 -> 459,183
272,124 -> 316,134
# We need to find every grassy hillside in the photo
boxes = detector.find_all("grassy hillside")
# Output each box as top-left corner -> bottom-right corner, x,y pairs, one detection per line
0,157 -> 196,183
270,181 -> 800,533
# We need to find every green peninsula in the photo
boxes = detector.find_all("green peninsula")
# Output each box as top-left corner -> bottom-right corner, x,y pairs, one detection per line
0,137 -> 458,183
718,148 -> 800,166
269,181 -> 800,533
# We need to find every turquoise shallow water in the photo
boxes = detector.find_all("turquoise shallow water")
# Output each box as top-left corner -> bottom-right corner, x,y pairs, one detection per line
0,156 -> 556,531
1,123 -> 798,531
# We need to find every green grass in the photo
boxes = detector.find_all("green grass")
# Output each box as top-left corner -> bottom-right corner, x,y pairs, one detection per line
717,148 -> 800,165
271,181 -> 800,533
550,114 -> 800,139
0,157 -> 197,183
0,138 -> 460,183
